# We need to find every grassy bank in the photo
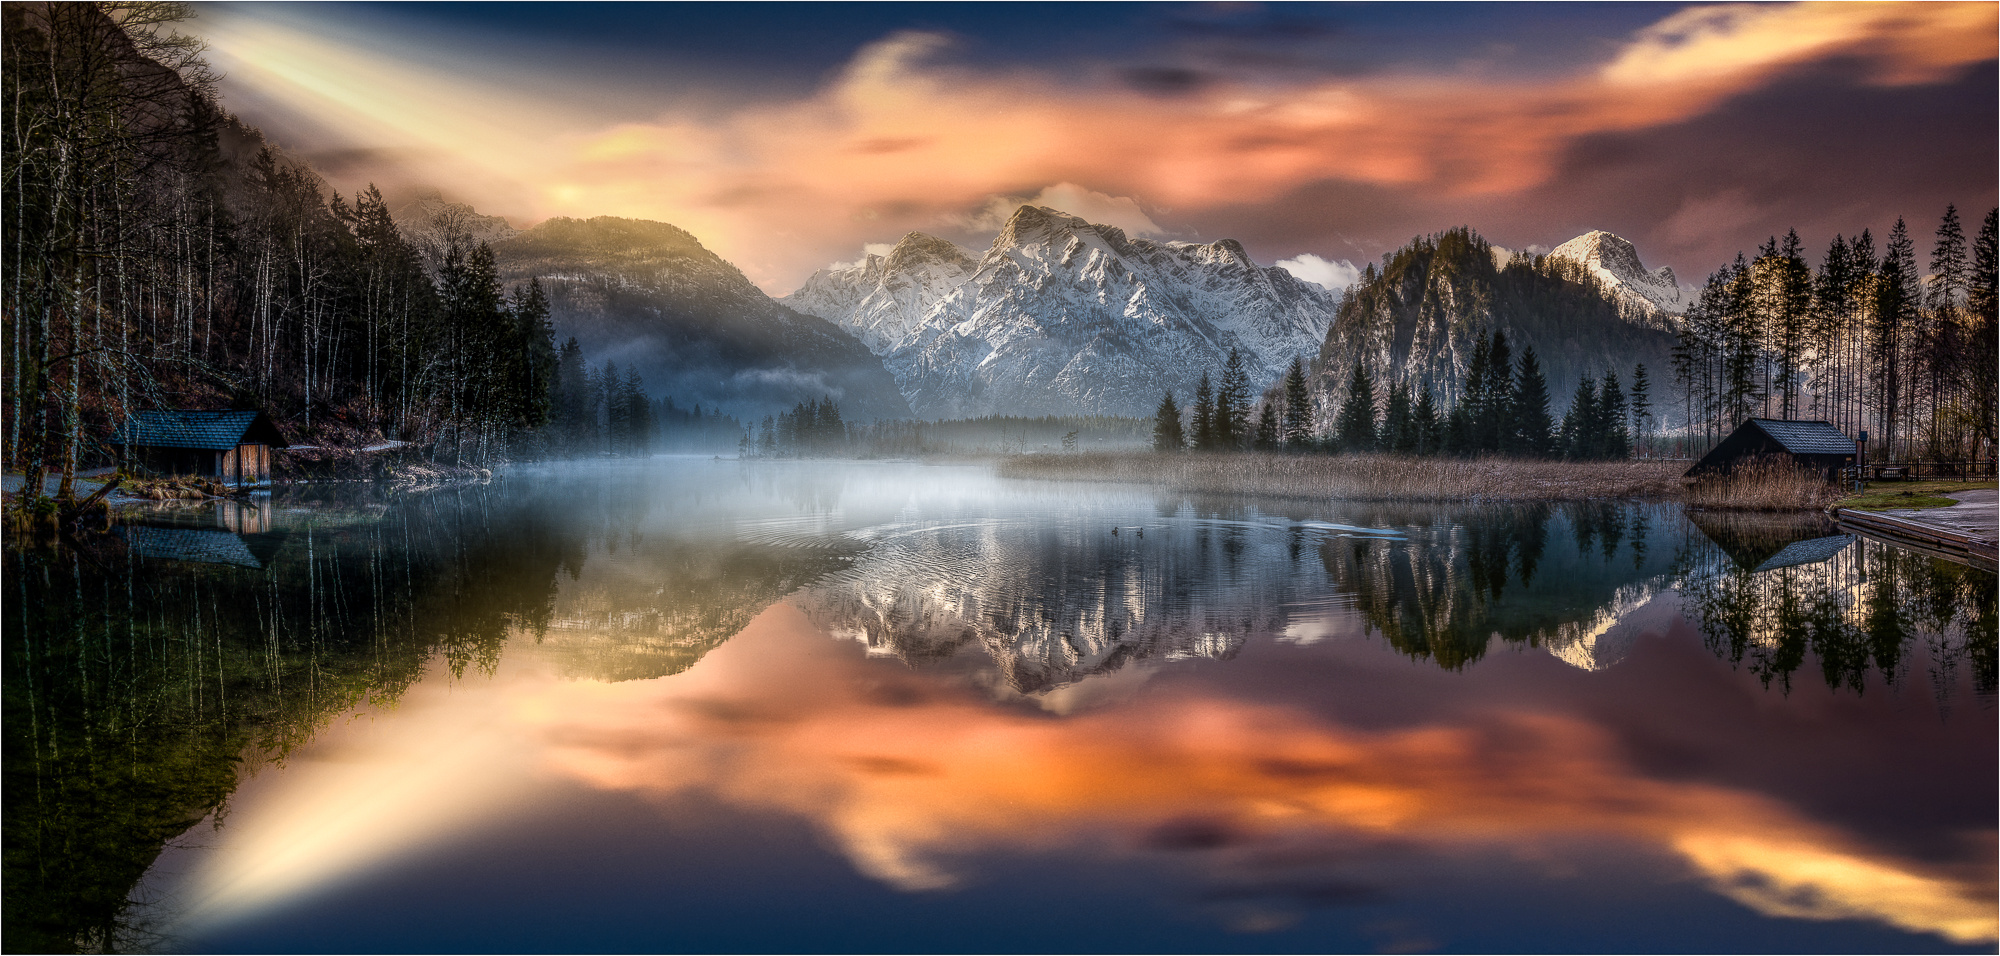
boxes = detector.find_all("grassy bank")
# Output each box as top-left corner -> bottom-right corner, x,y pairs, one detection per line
998,451 -> 1843,510
1837,480 -> 1998,511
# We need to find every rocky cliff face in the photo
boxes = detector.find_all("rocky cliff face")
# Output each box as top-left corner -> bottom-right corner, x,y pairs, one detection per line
786,206 -> 1338,418
489,216 -> 911,420
1315,227 -> 1680,413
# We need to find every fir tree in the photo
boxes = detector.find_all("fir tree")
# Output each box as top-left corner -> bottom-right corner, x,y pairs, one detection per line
1282,358 -> 1313,448
1509,347 -> 1553,457
1479,330 -> 1513,453
1190,373 -> 1216,450
1382,381 -> 1414,454
1598,371 -> 1629,460
1217,348 -> 1251,450
1628,364 -> 1651,458
1152,391 -> 1186,452
1559,377 -> 1597,460
1254,402 -> 1280,451
1412,385 -> 1441,456
1333,362 -> 1378,452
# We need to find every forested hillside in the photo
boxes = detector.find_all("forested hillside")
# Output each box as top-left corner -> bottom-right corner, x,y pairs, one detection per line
3,3 -> 557,498
490,216 -> 911,421
1314,228 -> 1680,423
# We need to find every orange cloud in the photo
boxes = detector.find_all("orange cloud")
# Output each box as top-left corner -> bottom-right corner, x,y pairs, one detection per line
200,4 -> 1996,290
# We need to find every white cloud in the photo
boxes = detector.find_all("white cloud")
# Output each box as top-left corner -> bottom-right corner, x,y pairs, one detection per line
962,183 -> 1165,237
1276,253 -> 1361,291
829,242 -> 900,271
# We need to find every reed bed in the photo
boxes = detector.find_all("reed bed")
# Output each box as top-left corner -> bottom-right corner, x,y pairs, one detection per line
998,451 -> 1693,503
1682,457 -> 1846,511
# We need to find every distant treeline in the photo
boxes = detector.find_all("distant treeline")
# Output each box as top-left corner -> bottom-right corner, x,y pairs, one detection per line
1153,342 -> 1647,461
743,404 -> 1151,458
1671,207 -> 1997,462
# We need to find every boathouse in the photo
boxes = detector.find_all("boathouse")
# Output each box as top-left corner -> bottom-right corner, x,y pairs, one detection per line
113,409 -> 288,485
1684,418 -> 1856,481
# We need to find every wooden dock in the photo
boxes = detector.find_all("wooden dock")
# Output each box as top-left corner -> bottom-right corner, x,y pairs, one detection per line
1834,507 -> 1997,572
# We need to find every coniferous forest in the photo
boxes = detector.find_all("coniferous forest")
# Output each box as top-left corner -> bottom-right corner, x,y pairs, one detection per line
1,4 -> 641,502
1672,211 -> 1998,463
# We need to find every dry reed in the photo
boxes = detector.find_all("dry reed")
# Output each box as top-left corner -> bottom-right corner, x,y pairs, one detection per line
1682,456 -> 1844,511
998,451 -> 1692,503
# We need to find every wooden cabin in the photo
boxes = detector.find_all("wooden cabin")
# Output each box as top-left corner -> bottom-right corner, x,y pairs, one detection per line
1684,419 -> 1857,482
113,409 -> 289,486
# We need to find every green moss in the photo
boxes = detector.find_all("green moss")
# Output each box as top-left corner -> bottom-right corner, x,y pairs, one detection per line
1838,480 -> 1995,511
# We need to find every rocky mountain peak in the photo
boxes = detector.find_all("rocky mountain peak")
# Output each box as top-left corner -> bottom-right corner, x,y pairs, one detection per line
883,231 -> 976,274
1546,230 -> 1686,317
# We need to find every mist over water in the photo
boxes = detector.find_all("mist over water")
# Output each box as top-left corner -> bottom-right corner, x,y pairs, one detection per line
6,458 -> 1993,953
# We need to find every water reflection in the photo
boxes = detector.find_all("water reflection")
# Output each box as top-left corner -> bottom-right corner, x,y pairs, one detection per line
4,460 -> 1994,953
1681,513 -> 1996,696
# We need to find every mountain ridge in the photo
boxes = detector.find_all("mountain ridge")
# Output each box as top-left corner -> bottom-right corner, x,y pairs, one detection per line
788,205 -> 1338,418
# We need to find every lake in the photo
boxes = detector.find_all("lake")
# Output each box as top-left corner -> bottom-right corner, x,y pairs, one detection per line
5,457 -> 1994,953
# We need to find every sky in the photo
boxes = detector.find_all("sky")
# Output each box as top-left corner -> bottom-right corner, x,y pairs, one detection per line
187,2 -> 1998,294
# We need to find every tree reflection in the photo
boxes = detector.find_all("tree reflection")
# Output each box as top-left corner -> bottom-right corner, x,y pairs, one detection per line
1678,513 -> 1996,695
1319,502 -> 1682,671
3,484 -> 583,953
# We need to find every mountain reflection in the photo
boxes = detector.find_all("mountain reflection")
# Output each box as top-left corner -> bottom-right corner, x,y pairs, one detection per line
791,500 -> 1697,692
5,461 -> 1995,952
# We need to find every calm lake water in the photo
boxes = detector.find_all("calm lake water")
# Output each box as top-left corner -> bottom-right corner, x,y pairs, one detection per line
6,458 -> 1995,954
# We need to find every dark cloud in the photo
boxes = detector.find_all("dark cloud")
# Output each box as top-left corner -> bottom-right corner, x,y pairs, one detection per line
1119,66 -> 1215,97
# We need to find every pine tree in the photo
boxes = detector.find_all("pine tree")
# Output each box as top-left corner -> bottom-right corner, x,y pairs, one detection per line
1931,204 -> 1970,310
1874,219 -> 1917,457
1559,377 -> 1597,460
1479,330 -> 1513,453
1217,348 -> 1251,450
1628,364 -> 1651,457
1772,230 -> 1813,418
1968,209 -> 1999,457
1152,391 -> 1185,452
1282,358 -> 1313,448
1333,362 -> 1378,452
1510,347 -> 1553,457
1598,371 -> 1629,460
622,368 -> 651,454
1443,402 -> 1472,456
1254,402 -> 1280,451
1190,373 -> 1215,451
1382,381 -> 1413,453
510,277 -> 557,429
1412,385 -> 1441,456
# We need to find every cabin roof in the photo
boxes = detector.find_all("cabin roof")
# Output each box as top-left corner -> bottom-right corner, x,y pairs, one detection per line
1745,419 -> 1856,456
112,410 -> 288,450
1751,534 -> 1855,573
116,526 -> 263,568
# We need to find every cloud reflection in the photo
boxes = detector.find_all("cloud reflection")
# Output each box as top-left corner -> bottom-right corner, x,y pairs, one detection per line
522,607 -> 1992,942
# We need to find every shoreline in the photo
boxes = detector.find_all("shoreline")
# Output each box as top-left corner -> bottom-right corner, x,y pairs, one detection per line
995,451 -> 1835,509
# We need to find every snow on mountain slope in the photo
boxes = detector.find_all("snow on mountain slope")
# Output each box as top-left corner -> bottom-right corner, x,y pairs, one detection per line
791,205 -> 1337,418
1546,230 -> 1687,318
783,233 -> 977,353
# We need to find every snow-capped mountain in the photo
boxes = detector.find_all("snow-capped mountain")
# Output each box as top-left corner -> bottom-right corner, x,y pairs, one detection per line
783,233 -> 978,353
786,206 -> 1338,418
1546,230 -> 1687,318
